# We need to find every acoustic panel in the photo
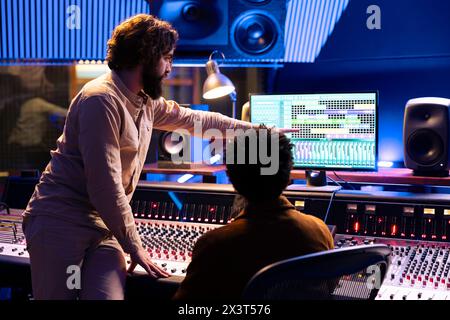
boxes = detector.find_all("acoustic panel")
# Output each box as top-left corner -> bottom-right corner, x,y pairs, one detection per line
0,0 -> 149,62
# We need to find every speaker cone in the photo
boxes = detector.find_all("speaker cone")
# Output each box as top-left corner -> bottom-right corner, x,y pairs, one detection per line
233,12 -> 278,54
243,0 -> 272,4
407,129 -> 444,166
155,1 -> 223,40
160,132 -> 184,156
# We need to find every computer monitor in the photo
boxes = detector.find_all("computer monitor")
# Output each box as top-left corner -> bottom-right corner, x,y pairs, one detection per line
250,92 -> 378,174
1,176 -> 39,209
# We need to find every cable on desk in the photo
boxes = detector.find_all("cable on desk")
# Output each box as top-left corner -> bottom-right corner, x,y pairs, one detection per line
0,202 -> 10,215
332,171 -> 356,190
323,190 -> 337,224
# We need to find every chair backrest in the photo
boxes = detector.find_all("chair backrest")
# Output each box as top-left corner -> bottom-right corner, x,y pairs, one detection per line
242,244 -> 391,300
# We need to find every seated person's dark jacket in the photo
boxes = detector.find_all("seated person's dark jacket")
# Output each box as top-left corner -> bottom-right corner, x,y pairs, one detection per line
173,195 -> 334,300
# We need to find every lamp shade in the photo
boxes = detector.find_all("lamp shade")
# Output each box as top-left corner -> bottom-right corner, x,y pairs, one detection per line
202,59 -> 235,99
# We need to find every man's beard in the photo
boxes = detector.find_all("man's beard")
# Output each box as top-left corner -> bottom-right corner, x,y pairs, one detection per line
142,67 -> 164,100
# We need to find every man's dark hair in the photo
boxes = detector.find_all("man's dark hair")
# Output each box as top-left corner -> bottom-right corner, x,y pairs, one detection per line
226,126 -> 293,202
106,14 -> 178,71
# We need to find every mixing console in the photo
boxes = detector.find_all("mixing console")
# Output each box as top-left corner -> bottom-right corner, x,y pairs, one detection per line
4,182 -> 450,300
0,210 -> 28,263
128,220 -> 221,276
335,235 -> 450,300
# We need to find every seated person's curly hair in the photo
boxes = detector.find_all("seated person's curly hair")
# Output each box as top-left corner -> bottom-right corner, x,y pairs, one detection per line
226,126 -> 294,202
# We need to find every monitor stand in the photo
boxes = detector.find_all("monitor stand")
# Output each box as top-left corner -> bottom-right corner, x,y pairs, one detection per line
286,184 -> 342,193
286,170 -> 342,193
305,170 -> 327,187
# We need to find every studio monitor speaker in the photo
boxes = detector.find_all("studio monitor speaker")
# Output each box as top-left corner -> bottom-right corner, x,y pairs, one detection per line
157,130 -> 192,169
151,0 -> 286,62
403,97 -> 450,176
154,104 -> 210,169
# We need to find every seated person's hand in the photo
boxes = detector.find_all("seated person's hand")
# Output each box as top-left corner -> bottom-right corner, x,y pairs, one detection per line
127,248 -> 170,278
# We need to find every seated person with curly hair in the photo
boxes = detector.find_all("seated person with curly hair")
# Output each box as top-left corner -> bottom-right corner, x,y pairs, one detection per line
173,126 -> 334,300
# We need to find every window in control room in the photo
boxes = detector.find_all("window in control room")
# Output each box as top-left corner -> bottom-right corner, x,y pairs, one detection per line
0,63 -> 266,176
0,65 -> 70,173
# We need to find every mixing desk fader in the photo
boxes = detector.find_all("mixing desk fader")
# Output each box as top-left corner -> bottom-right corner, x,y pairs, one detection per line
335,235 -> 450,300
127,220 -> 221,276
0,209 -> 28,263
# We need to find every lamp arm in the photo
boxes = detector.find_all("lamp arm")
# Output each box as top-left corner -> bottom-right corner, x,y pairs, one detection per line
230,91 -> 237,119
229,91 -> 237,102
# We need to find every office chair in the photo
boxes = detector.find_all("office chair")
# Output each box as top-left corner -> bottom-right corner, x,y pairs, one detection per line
242,244 -> 391,300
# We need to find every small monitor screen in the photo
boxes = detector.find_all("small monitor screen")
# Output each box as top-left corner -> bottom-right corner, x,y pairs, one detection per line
1,177 -> 39,209
250,92 -> 378,170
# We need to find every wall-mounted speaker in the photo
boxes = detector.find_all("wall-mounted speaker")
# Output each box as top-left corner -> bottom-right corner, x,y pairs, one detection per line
152,0 -> 228,47
403,97 -> 450,177
151,0 -> 286,63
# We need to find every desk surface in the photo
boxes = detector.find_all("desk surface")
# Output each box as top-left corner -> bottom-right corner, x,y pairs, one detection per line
142,163 -> 225,176
142,164 -> 450,187
290,168 -> 450,187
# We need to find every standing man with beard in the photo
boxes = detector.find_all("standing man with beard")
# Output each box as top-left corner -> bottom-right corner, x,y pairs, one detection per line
22,14 -> 258,300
